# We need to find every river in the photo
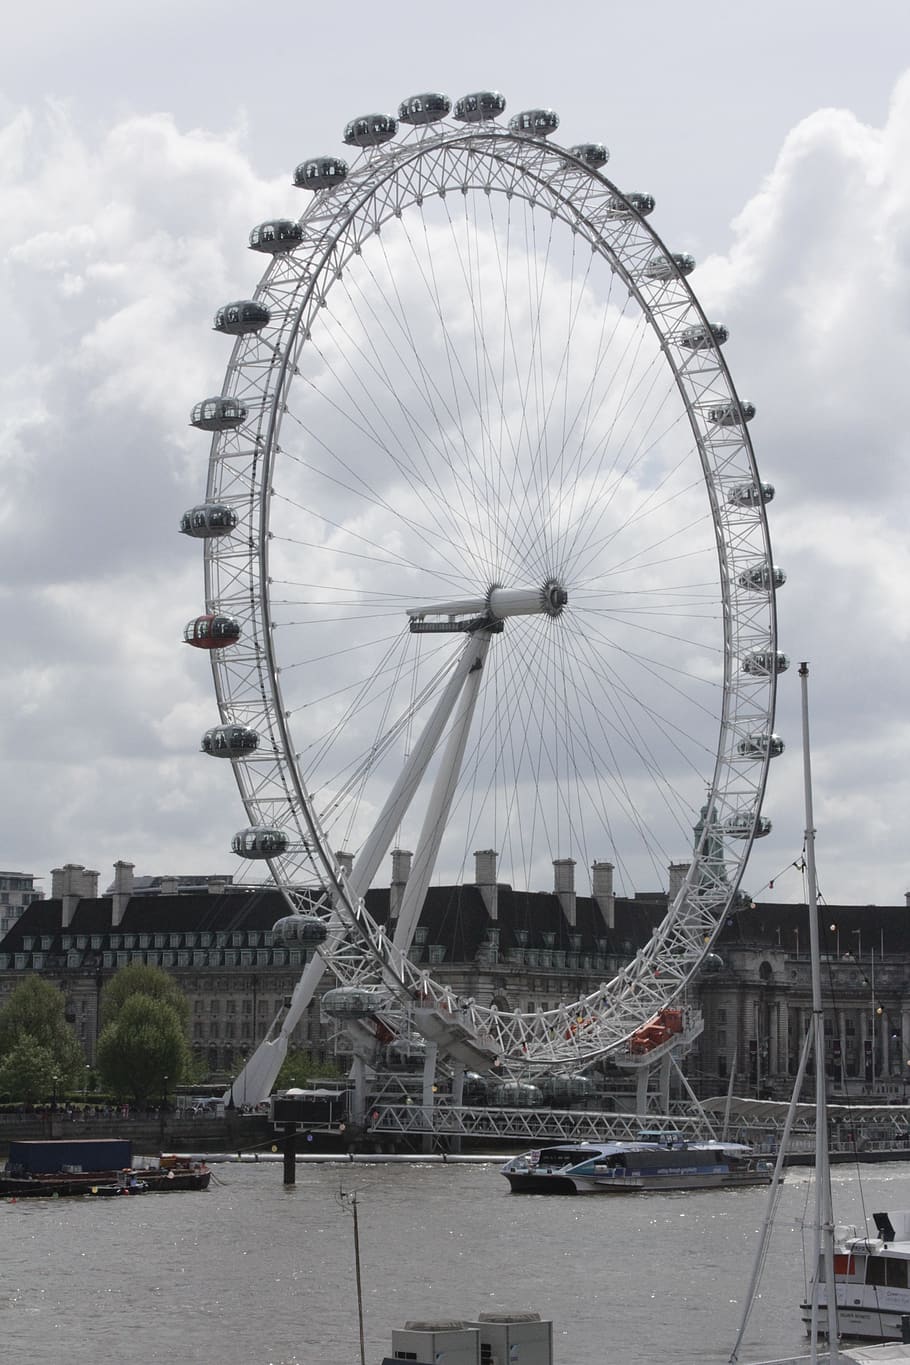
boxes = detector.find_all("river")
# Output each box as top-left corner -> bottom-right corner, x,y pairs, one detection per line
4,1157 -> 909,1365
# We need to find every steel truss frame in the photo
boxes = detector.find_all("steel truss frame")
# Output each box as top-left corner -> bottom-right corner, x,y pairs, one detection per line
196,111 -> 778,1091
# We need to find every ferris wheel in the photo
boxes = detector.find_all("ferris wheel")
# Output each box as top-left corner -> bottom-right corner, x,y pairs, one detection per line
180,90 -> 784,1097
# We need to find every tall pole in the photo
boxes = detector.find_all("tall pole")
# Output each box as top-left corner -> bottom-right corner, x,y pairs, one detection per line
800,661 -> 838,1362
871,948 -> 876,1088
339,1189 -> 366,1365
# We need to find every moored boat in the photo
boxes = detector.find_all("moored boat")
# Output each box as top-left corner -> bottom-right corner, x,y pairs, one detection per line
0,1139 -> 211,1198
801,1211 -> 910,1342
501,1137 -> 774,1194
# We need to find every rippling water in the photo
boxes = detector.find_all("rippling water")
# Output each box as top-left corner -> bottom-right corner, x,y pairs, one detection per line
4,1157 -> 908,1364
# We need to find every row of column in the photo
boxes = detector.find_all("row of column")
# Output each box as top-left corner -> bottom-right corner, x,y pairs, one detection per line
758,1004 -> 910,1079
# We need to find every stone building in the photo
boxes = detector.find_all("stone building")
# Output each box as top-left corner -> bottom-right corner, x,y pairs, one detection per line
2,855 -> 910,1102
0,870 -> 44,938
698,899 -> 910,1101
0,855 -> 658,1079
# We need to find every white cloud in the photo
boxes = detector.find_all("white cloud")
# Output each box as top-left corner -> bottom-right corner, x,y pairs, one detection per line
0,66 -> 909,913
689,75 -> 910,904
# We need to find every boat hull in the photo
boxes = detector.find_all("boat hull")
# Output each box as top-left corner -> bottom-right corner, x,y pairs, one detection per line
801,1298 -> 910,1342
502,1139 -> 774,1195
505,1169 -> 772,1195
0,1167 -> 211,1197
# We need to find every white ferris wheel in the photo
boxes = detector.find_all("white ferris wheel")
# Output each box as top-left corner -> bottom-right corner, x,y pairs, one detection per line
180,90 -> 784,1100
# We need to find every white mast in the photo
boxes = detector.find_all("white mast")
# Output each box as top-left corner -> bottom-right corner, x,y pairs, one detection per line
800,660 -> 839,1361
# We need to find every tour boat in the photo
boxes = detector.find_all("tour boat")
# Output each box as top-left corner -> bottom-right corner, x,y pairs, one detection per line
800,1211 -> 910,1342
501,1137 -> 774,1194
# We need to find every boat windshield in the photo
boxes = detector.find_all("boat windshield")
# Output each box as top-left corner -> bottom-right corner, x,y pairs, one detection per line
537,1147 -> 601,1169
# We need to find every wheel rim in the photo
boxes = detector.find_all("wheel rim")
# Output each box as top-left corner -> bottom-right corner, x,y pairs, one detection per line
194,107 -> 779,1068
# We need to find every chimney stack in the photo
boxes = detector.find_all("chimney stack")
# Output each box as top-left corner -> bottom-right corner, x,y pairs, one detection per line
554,858 -> 576,928
61,863 -> 84,929
111,860 -> 135,927
592,860 -> 614,929
668,861 -> 690,905
474,849 -> 498,920
159,876 -> 178,896
82,868 -> 99,898
390,849 -> 412,922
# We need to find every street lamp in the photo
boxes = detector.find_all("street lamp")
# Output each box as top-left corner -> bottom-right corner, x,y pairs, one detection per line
830,923 -> 840,957
51,1073 -> 58,1113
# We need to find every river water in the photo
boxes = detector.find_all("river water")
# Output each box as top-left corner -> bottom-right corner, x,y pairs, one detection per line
4,1157 -> 909,1365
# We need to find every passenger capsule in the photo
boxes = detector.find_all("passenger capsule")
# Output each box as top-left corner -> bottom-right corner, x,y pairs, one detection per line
680,322 -> 728,350
453,91 -> 507,123
608,192 -> 655,217
179,503 -> 238,539
190,396 -> 248,431
569,142 -> 609,168
201,725 -> 259,758
214,300 -> 270,336
539,1073 -> 593,1104
728,482 -> 775,508
738,562 -> 786,591
248,219 -> 304,254
702,952 -> 724,973
398,92 -> 451,125
231,826 -> 289,859
322,986 -> 387,1018
293,156 -> 349,190
491,1081 -> 543,1108
646,253 -> 695,281
725,812 -> 772,840
508,108 -> 559,137
732,889 -> 755,910
183,615 -> 241,649
737,732 -> 785,759
343,113 -> 398,148
742,650 -> 790,677
272,915 -> 328,947
708,400 -> 756,426
462,1072 -> 489,1102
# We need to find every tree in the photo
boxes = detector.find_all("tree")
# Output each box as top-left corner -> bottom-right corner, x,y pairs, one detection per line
96,995 -> 191,1104
0,977 -> 83,1085
0,1036 -> 59,1104
275,1047 -> 344,1089
100,963 -> 189,1032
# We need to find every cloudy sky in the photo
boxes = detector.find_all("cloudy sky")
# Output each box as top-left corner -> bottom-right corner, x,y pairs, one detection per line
2,0 -> 909,910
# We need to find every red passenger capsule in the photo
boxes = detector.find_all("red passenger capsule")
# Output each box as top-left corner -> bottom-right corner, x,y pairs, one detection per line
183,615 -> 241,649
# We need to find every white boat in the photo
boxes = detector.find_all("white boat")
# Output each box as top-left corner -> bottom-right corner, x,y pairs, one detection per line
801,1211 -> 910,1343
501,1137 -> 773,1194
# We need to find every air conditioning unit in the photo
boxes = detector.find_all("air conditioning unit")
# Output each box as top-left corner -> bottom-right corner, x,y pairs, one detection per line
465,1311 -> 553,1365
391,1320 -> 480,1365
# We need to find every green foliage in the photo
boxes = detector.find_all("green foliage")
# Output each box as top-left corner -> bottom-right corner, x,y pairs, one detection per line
275,1047 -> 344,1089
96,995 -> 191,1104
0,1035 -> 59,1103
100,963 -> 189,1032
0,977 -> 84,1086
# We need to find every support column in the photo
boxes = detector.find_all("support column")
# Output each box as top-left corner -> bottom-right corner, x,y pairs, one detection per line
421,1042 -> 439,1154
635,1064 -> 649,1117
449,1062 -> 464,1154
769,1003 -> 780,1083
281,1123 -> 298,1186
351,1056 -> 367,1128
658,1053 -> 671,1112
